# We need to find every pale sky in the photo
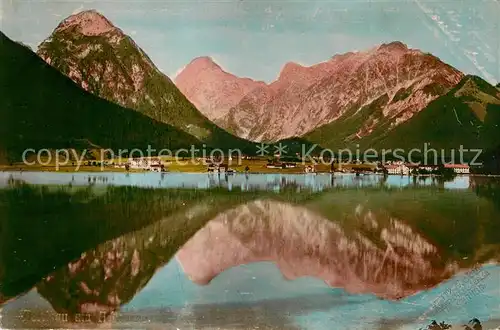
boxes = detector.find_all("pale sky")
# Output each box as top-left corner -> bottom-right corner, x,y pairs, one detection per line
1,0 -> 499,84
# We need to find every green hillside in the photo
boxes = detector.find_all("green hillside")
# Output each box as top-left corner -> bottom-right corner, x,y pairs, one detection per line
368,76 -> 500,152
304,75 -> 500,158
0,31 -> 201,163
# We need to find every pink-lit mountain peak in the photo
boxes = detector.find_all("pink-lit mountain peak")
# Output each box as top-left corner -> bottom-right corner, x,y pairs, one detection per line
278,61 -> 306,77
175,55 -> 266,120
187,56 -> 224,72
378,41 -> 410,52
54,9 -> 118,36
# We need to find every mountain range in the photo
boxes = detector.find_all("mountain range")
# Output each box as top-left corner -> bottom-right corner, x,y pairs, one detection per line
176,42 -> 500,152
1,9 -> 500,163
176,43 -> 462,142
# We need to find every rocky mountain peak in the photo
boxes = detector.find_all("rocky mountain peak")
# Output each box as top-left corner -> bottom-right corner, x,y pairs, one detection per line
55,9 -> 118,36
378,41 -> 409,52
188,56 -> 223,71
278,61 -> 306,79
175,56 -> 266,120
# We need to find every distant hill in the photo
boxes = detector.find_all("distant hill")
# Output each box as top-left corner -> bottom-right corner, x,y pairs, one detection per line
36,10 -> 257,153
0,31 -> 201,163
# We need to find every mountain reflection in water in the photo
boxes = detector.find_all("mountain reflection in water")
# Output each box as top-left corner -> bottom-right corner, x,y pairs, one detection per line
178,199 -> 446,299
1,176 -> 500,329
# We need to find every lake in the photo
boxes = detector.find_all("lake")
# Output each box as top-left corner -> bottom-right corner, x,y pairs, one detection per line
0,173 -> 499,329
0,171 -> 473,190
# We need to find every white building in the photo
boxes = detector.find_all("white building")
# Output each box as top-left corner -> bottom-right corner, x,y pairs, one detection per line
384,164 -> 410,175
128,158 -> 164,171
444,164 -> 470,174
420,165 -> 437,172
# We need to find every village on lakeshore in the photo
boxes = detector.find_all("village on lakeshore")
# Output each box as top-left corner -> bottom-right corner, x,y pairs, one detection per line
1,147 -> 483,175
83,152 -> 473,176
1,149 -> 478,175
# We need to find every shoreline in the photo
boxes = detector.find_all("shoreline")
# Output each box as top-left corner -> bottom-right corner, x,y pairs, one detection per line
1,164 -> 500,177
1,168 -> 499,178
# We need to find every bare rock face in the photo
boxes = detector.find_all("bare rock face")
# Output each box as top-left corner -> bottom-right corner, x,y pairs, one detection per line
177,42 -> 463,142
175,57 -> 266,121
176,199 -> 455,300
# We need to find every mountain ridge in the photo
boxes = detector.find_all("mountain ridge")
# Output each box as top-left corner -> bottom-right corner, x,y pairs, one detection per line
177,42 -> 464,143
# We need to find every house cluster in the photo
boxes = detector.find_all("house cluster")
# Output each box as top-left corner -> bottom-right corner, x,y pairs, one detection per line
383,162 -> 470,175
383,163 -> 410,175
120,157 -> 166,172
266,155 -> 302,170
304,165 -> 316,173
207,163 -> 236,174
442,163 -> 471,174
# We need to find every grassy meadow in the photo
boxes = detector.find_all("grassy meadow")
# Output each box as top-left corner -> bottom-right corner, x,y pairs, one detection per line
1,154 -> 378,174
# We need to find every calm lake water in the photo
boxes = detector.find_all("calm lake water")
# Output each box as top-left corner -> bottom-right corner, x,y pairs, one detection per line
0,173 -> 499,329
0,171 -> 473,190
